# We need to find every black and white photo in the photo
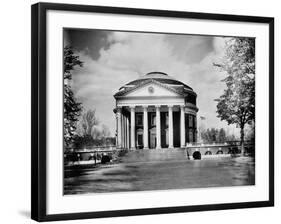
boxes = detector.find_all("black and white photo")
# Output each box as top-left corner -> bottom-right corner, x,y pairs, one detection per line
63,29 -> 255,194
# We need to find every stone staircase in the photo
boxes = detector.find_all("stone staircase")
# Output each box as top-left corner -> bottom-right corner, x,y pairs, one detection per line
121,148 -> 189,163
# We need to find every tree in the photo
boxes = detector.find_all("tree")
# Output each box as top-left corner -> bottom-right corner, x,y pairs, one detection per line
211,128 -> 218,142
64,46 -> 83,150
101,124 -> 111,139
218,128 -> 226,143
81,109 -> 99,136
245,123 -> 255,142
201,128 -> 212,144
214,38 -> 255,155
200,129 -> 209,143
74,110 -> 113,148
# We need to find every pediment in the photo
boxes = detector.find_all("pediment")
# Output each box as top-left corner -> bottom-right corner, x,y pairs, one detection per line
123,81 -> 181,98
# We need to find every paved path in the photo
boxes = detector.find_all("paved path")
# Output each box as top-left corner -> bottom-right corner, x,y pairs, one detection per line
64,150 -> 255,195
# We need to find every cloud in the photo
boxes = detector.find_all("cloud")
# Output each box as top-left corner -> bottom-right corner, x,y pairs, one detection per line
165,35 -> 214,64
68,30 -> 239,136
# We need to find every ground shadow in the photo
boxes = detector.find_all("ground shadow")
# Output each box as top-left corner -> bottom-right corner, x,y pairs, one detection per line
18,210 -> 30,218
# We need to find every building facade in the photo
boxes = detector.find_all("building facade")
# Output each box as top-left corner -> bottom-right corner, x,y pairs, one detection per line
113,72 -> 198,150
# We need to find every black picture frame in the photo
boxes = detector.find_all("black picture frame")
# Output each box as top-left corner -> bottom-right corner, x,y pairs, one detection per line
31,2 -> 274,222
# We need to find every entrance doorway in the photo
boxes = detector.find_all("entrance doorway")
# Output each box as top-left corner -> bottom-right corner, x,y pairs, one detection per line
149,127 -> 156,148
136,129 -> 143,149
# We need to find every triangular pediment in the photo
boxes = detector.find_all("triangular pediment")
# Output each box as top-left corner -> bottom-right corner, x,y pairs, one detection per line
122,80 -> 182,97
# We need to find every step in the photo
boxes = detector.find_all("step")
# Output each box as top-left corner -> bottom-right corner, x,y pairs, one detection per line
121,148 -> 189,163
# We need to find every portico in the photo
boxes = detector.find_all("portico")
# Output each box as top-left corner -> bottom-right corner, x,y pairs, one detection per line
114,72 -> 198,150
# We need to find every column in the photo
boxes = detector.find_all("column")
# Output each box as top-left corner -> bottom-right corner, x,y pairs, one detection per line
126,116 -> 130,149
156,105 -> 161,149
116,107 -> 122,149
123,114 -> 126,148
121,113 -> 124,148
168,105 -> 174,149
124,115 -> 127,149
130,106 -> 136,150
143,106 -> 149,149
180,106 -> 186,148
195,115 -> 198,143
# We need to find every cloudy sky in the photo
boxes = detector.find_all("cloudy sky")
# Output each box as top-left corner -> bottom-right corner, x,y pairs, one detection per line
64,29 -> 239,137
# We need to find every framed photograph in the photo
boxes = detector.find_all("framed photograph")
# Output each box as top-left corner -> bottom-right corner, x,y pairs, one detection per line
31,2 -> 274,222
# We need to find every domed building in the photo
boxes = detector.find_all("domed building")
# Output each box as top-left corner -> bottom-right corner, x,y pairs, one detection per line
113,72 -> 198,150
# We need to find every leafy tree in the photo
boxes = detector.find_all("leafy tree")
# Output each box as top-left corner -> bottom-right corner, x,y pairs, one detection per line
211,128 -> 218,142
226,134 -> 238,142
201,128 -> 211,143
201,128 -> 226,143
64,46 -> 83,150
201,128 -> 232,144
218,128 -> 226,143
245,123 -> 255,142
214,38 -> 255,155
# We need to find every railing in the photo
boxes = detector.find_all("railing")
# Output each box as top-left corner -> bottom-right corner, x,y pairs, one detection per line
185,141 -> 255,159
67,145 -> 116,153
64,145 -> 119,165
187,140 -> 254,147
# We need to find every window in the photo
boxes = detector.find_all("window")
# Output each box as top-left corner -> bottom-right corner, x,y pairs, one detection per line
151,114 -> 156,126
165,113 -> 169,126
165,128 -> 169,146
189,115 -> 193,128
189,129 -> 194,143
136,114 -> 143,126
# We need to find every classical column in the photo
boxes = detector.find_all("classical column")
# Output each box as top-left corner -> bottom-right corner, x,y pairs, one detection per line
116,107 -> 122,149
121,113 -> 124,148
143,106 -> 149,149
130,106 -> 136,150
194,115 -> 198,143
180,106 -> 186,148
168,105 -> 174,149
126,116 -> 130,149
124,115 -> 127,149
123,115 -> 127,148
156,105 -> 161,149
